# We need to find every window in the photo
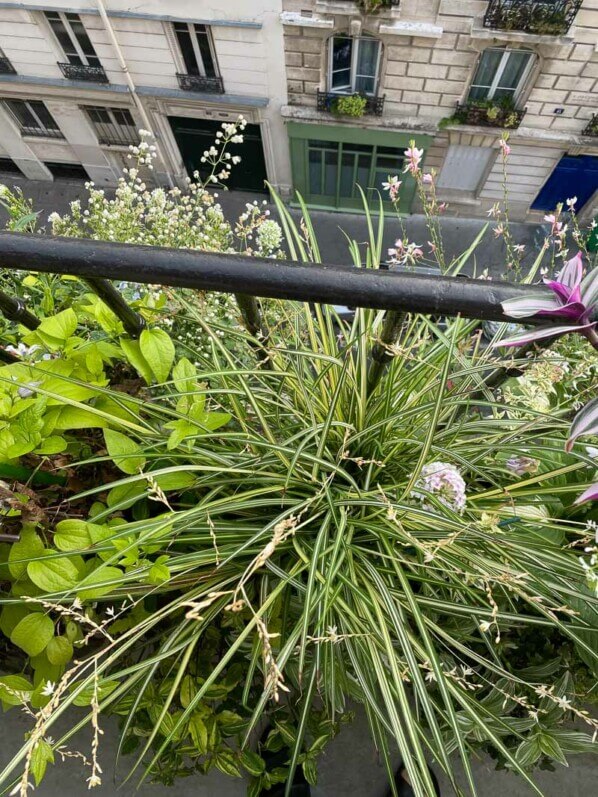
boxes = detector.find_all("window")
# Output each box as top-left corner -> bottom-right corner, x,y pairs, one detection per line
329,36 -> 381,95
2,99 -> 63,138
83,106 -> 138,146
437,145 -> 495,194
173,22 -> 218,77
307,139 -> 403,208
44,161 -> 89,181
468,47 -> 534,103
44,11 -> 100,67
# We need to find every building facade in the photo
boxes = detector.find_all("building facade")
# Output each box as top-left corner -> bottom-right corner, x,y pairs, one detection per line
280,0 -> 598,221
0,1 -> 292,194
0,1 -> 596,224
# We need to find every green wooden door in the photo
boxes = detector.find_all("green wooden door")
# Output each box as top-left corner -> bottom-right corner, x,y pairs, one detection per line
288,122 -> 429,213
306,140 -> 404,210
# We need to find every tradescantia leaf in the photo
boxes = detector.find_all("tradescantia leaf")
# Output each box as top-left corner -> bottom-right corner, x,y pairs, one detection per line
581,264 -> 598,309
492,323 -> 596,348
574,481 -> 598,505
501,293 -> 561,319
567,397 -> 598,451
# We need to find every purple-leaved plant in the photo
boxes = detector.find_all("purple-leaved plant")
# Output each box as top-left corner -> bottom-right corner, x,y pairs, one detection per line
567,397 -> 598,504
495,252 -> 598,348
493,253 -> 598,503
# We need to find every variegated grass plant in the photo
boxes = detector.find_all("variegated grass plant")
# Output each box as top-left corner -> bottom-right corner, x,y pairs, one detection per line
1,194 -> 597,797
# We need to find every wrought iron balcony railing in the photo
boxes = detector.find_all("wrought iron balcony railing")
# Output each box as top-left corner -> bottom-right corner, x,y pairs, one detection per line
454,102 -> 526,129
317,90 -> 385,117
0,56 -> 16,75
176,74 -> 225,93
582,115 -> 598,137
483,0 -> 583,36
58,62 -> 108,83
19,125 -> 64,139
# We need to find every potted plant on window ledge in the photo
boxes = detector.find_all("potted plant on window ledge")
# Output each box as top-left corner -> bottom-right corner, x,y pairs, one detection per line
451,96 -> 526,129
331,93 -> 368,118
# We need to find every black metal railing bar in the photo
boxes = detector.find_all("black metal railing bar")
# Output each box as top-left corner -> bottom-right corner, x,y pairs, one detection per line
0,233 -> 571,327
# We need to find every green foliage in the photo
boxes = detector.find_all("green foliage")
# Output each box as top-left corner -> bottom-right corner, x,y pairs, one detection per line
332,93 -> 368,118
0,134 -> 597,797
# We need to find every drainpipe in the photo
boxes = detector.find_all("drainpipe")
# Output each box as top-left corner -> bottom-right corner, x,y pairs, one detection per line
94,0 -> 174,187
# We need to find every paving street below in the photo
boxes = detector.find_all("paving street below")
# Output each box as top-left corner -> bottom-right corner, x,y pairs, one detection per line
0,174 -> 553,281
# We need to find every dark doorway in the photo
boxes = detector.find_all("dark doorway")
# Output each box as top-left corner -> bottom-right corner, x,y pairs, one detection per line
43,161 -> 89,181
532,155 -> 598,212
168,116 -> 267,193
0,157 -> 23,176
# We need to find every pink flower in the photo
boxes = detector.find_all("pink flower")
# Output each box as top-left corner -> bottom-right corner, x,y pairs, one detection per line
544,213 -> 563,236
422,173 -> 433,184
382,176 -> 401,201
438,202 -> 448,213
499,139 -> 511,157
403,143 -> 424,175
427,241 -> 437,254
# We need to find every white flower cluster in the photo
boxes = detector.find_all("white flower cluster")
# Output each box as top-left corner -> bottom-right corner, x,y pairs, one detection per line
257,219 -> 283,256
413,461 -> 467,514
43,115 -> 285,360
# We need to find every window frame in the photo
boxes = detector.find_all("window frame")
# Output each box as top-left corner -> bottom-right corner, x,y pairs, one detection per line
306,138 -> 404,209
328,35 -> 382,96
173,22 -> 219,78
82,105 -> 138,147
43,11 -> 100,67
468,46 -> 536,104
2,98 -> 63,138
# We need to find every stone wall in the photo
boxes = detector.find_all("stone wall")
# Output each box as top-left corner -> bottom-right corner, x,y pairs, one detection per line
281,0 -> 598,219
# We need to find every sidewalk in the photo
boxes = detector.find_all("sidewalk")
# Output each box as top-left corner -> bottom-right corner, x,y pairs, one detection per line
0,174 -> 549,278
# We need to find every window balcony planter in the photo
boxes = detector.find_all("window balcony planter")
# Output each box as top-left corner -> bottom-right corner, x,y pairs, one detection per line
0,56 -> 16,75
582,115 -> 597,137
176,74 -> 225,94
352,0 -> 399,8
316,90 -> 385,117
483,0 -> 582,36
58,62 -> 108,83
452,100 -> 526,129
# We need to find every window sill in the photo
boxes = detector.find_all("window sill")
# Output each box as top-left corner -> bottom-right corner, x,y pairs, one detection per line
314,1 -> 400,18
280,12 -> 333,29
469,23 -> 574,46
21,134 -> 66,143
379,21 -> 443,38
